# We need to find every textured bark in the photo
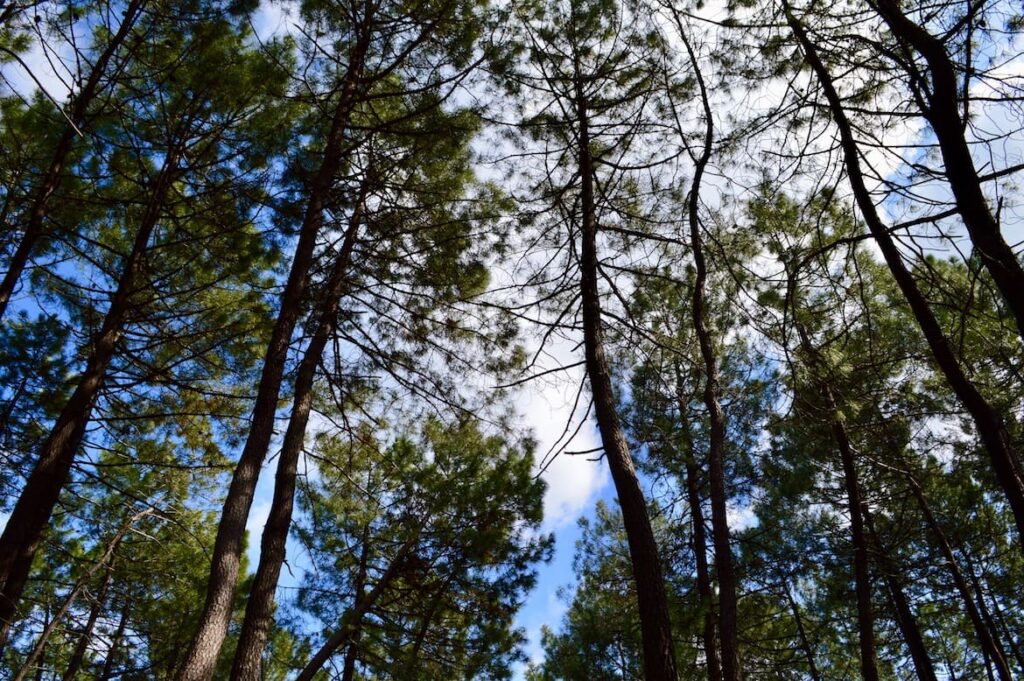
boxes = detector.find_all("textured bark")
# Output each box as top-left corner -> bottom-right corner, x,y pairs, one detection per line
870,0 -> 1024,341
573,62 -> 679,681
862,508 -> 938,681
784,3 -> 1024,546
905,474 -> 1012,680
175,18 -> 373,679
0,149 -> 180,647
0,0 -> 146,320
228,192 -> 365,680
783,580 -> 822,681
676,377 -> 723,681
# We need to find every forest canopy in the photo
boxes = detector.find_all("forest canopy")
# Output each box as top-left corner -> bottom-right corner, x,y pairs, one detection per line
0,0 -> 1021,679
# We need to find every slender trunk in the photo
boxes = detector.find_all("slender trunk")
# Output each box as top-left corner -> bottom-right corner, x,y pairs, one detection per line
294,535 -> 417,681
0,0 -> 146,320
340,635 -> 361,681
862,508 -> 938,681
784,3 -> 1024,546
870,0 -> 1024,341
783,580 -> 822,681
573,62 -> 678,681
680,33 -> 740,675
985,591 -> 1024,673
61,567 -> 111,681
175,18 -> 373,679
905,474 -> 1012,680
675,377 -> 723,681
824,385 -> 880,681
13,513 -> 140,681
0,148 -> 180,647
97,602 -> 129,681
229,191 -> 366,680
962,552 -> 1019,675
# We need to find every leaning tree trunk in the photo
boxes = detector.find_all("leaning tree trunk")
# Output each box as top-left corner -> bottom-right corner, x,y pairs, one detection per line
783,579 -> 822,681
903,471 -> 1013,680
61,567 -> 111,681
97,602 -> 129,681
228,192 -> 365,680
175,19 -> 373,680
0,0 -> 146,320
869,0 -> 1024,342
784,2 -> 1024,548
573,61 -> 679,681
0,147 -> 181,649
862,507 -> 938,681
294,535 -> 418,681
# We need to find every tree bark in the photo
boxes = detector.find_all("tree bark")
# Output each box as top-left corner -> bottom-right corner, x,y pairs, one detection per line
573,59 -> 679,681
97,601 -> 129,681
61,567 -> 111,681
680,32 -> 741,676
783,579 -> 822,681
0,0 -> 146,320
0,146 -> 181,648
784,2 -> 1024,547
175,14 -> 373,679
676,377 -> 723,681
904,472 -> 1012,681
862,507 -> 938,681
228,187 -> 366,680
869,0 -> 1024,341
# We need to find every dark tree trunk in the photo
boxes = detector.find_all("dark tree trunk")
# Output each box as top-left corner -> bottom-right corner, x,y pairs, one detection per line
573,61 -> 678,681
680,45 -> 741,676
826,387 -> 881,681
97,602 -> 129,681
61,567 -> 111,681
905,474 -> 1012,680
0,0 -> 146,320
783,580 -> 822,681
676,378 -> 723,681
0,148 -> 180,648
870,0 -> 1024,342
862,508 -> 938,681
229,191 -> 365,680
175,18 -> 373,679
783,2 -> 1024,547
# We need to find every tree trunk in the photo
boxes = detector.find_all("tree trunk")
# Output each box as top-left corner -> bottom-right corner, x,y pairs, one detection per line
869,0 -> 1024,342
0,0 -> 146,320
904,473 -> 1012,680
862,507 -> 938,681
573,60 -> 678,681
824,386 -> 881,681
97,602 -> 129,681
680,35 -> 741,674
676,377 -> 723,681
783,2 -> 1024,547
13,512 -> 141,681
783,579 -> 822,681
61,567 -> 111,681
175,16 -> 373,679
0,147 -> 180,648
228,189 -> 365,680
294,535 -> 417,681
